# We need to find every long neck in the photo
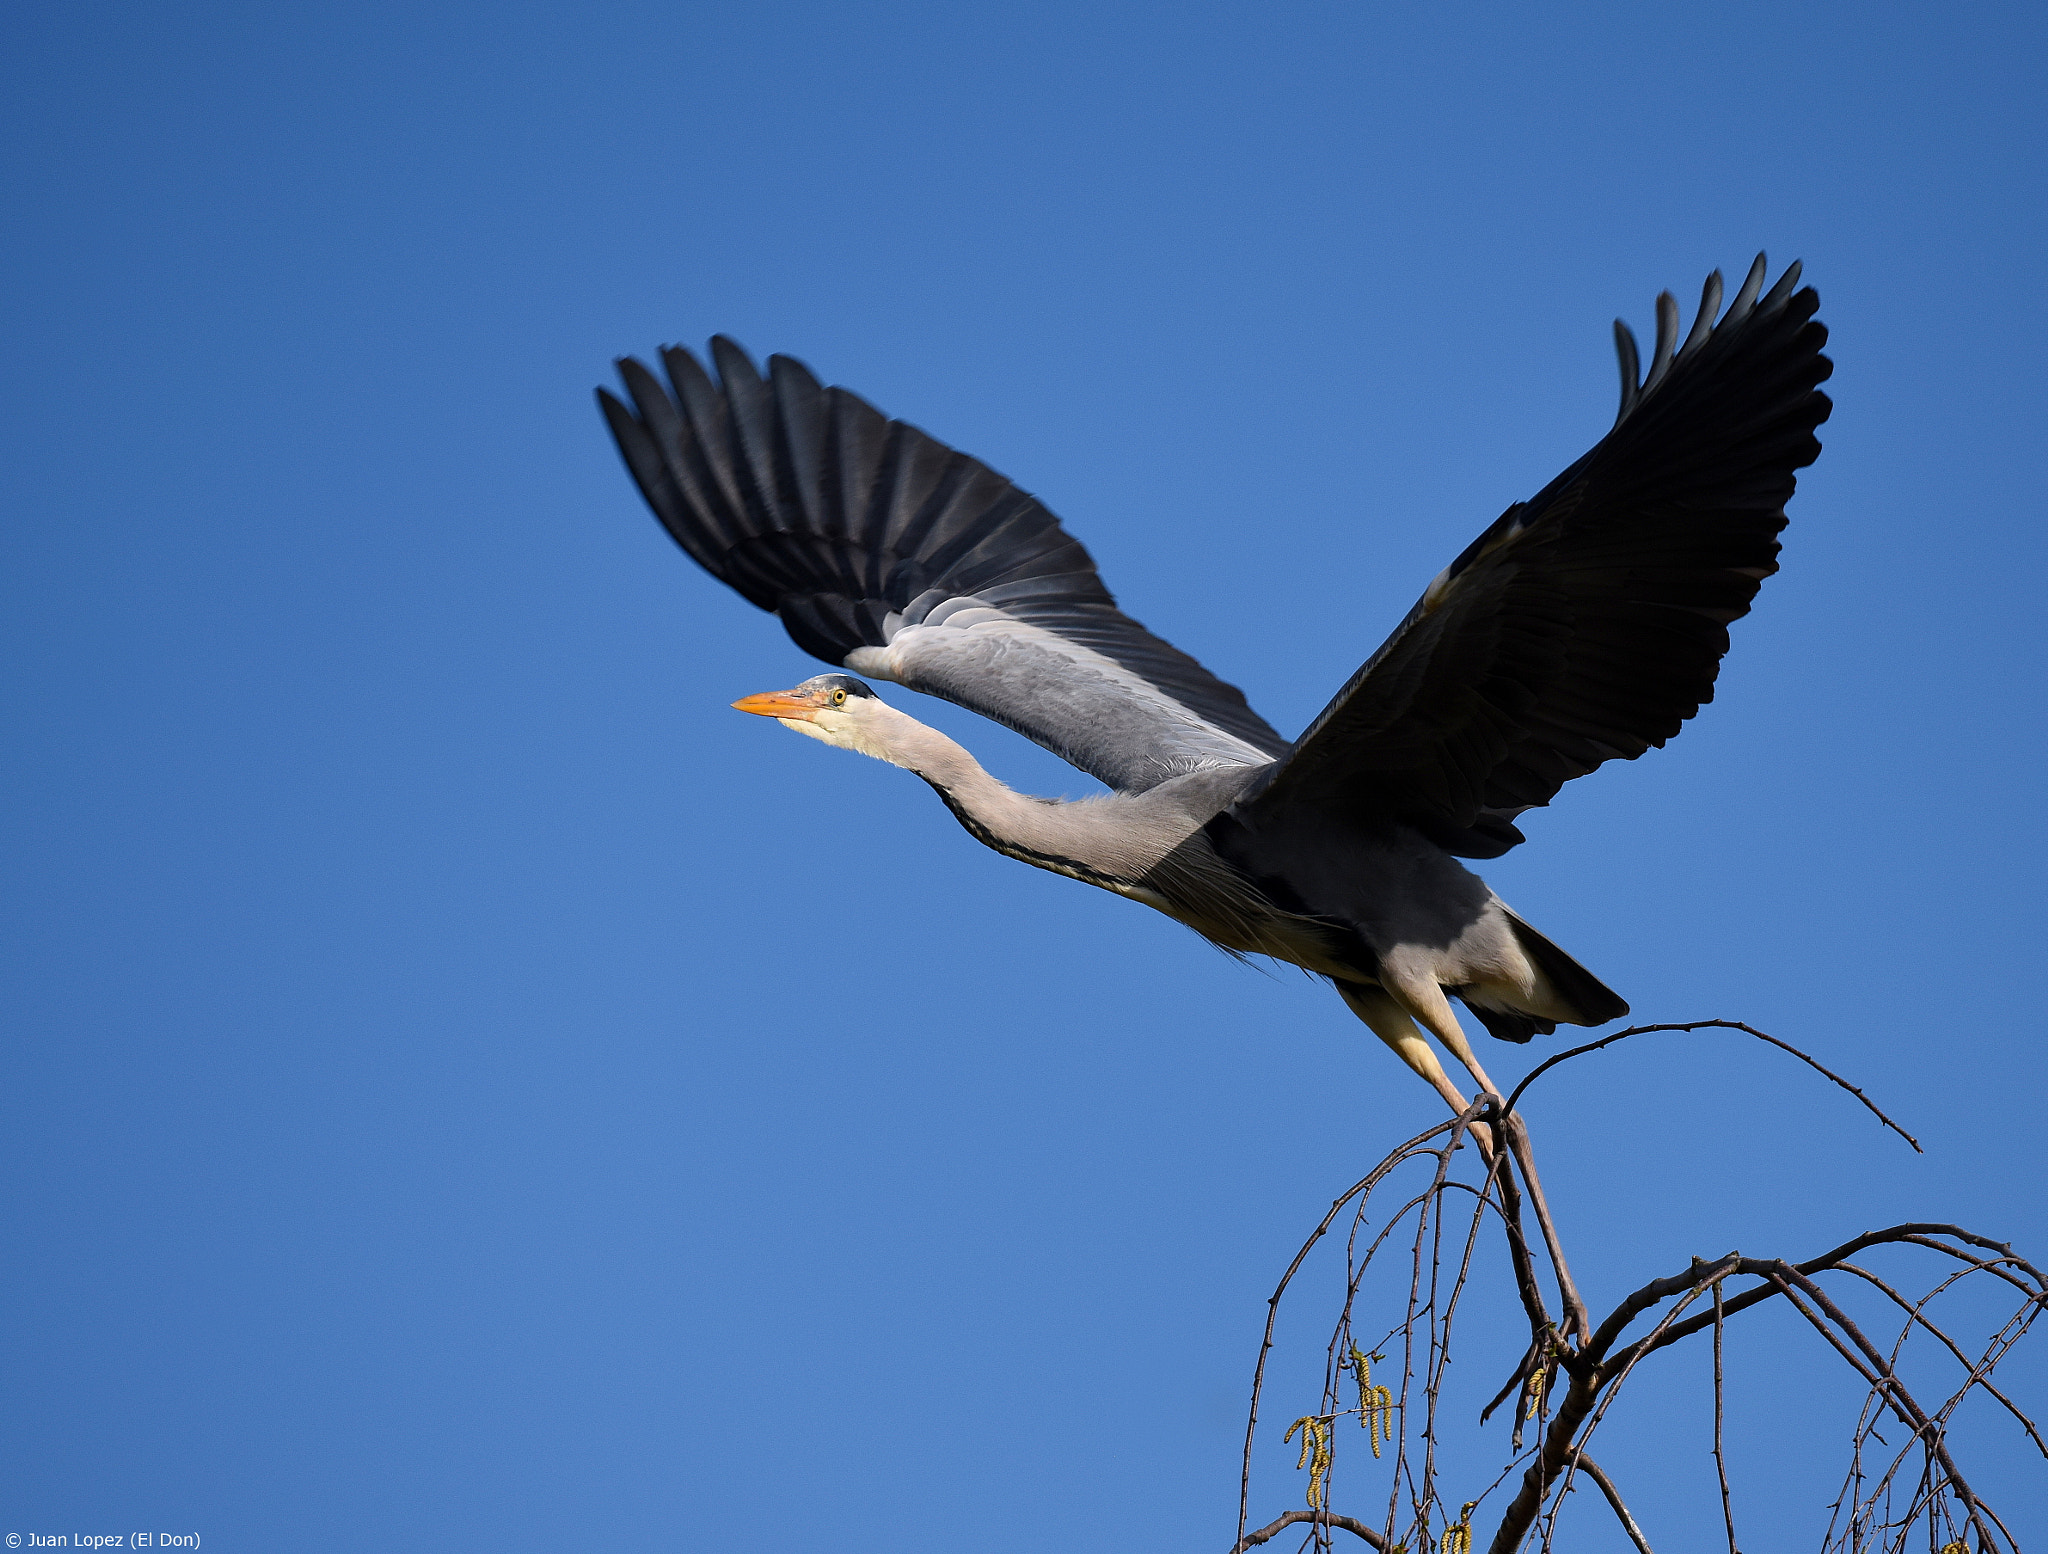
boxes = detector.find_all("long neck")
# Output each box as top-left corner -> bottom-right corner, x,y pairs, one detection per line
872,706 -> 1185,889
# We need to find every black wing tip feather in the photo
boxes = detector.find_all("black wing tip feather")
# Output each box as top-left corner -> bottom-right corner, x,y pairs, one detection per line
596,337 -> 1292,758
706,334 -> 762,390
1612,254 -> 1829,429
1258,255 -> 1835,851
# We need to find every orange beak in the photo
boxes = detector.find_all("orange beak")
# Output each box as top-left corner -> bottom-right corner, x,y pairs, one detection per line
730,689 -> 821,720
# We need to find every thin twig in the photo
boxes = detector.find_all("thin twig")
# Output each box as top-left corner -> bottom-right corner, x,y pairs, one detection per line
1835,1261 -> 2048,1457
1479,1329 -> 1547,1432
1897,1232 -> 2048,1305
1713,1274 -> 1737,1554
1234,1018 -> 2040,1554
1418,1110 -> 1478,1540
1492,1259 -> 1734,1554
1762,1271 -> 1994,1553
1237,1118 -> 1456,1548
1572,1454 -> 1655,1554
1500,1020 -> 1922,1152
1771,1264 -> 2003,1554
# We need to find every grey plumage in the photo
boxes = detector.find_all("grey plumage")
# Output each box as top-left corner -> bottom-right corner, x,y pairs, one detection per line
599,257 -> 1832,1122
599,343 -> 1287,792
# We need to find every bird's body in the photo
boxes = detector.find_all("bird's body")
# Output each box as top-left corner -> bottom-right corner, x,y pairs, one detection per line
600,255 -> 1831,1121
733,672 -> 1613,1113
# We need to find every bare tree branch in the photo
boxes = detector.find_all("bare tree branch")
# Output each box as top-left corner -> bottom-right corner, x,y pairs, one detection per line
1499,1020 -> 1922,1152
1836,1260 -> 2048,1458
1494,1263 -> 1729,1554
1237,1115 -> 1462,1550
1770,1264 -> 2002,1554
1227,1508 -> 1388,1553
1713,1276 -> 1737,1554
1501,1110 -> 1591,1347
1620,1225 -> 2041,1366
1227,1020 -> 2040,1554
1572,1454 -> 1654,1554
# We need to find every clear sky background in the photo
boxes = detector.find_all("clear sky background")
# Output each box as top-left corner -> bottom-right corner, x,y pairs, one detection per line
5,2 -> 2045,1549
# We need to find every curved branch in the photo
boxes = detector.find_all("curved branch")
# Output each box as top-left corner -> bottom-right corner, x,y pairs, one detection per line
1898,1231 -> 2048,1303
1234,1015 -> 2039,1554
1572,1455 -> 1654,1554
1614,1226 -> 2045,1369
1228,1507 -> 1388,1552
1500,1021 -> 1921,1152
1835,1260 -> 2048,1457
1486,1226 -> 2045,1554
1768,1264 -> 2001,1554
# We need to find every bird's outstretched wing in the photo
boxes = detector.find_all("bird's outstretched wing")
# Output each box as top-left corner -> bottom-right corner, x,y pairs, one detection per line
598,340 -> 1289,793
1236,256 -> 1832,857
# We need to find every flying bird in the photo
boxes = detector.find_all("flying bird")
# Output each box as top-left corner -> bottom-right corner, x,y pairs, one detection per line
597,255 -> 1831,1135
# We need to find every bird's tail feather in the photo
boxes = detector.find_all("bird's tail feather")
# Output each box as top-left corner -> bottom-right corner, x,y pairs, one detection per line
1501,911 -> 1630,1030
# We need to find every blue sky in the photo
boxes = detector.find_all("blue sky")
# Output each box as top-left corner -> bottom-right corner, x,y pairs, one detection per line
4,2 -> 2044,1549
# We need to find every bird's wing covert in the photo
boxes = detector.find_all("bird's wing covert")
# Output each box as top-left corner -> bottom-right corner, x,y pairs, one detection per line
598,339 -> 1288,792
1238,256 -> 1832,857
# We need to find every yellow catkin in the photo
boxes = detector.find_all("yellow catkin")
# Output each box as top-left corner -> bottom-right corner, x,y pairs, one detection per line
1525,1329 -> 1560,1420
1350,1346 -> 1395,1456
1284,1415 -> 1333,1509
1441,1502 -> 1476,1554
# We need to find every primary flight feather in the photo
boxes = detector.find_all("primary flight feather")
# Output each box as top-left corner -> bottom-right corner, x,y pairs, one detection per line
597,255 -> 1831,1137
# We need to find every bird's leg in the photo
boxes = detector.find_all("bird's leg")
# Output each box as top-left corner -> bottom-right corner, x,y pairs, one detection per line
1377,973 -> 1594,1345
1334,982 -> 1498,1161
1378,972 -> 1505,1099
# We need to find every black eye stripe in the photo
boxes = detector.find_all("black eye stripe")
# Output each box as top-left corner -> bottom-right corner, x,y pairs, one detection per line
793,672 -> 875,701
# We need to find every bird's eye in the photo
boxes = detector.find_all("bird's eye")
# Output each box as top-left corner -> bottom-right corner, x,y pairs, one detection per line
831,689 -> 848,707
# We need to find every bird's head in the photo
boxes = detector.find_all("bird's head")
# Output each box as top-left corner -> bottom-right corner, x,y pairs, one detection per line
731,673 -> 900,761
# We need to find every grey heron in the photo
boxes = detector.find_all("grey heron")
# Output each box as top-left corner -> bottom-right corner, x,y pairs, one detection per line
598,255 -> 1830,1137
